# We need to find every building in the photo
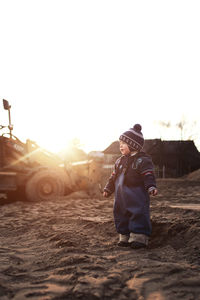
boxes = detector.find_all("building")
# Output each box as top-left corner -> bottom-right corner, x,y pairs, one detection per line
103,139 -> 200,178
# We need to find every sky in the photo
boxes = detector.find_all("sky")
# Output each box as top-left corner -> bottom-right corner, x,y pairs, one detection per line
0,0 -> 200,153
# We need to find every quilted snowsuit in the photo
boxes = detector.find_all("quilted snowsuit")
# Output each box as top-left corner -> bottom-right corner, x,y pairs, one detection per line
104,152 -> 157,236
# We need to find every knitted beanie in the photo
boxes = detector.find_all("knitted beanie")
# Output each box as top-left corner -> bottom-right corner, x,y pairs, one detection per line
119,124 -> 144,151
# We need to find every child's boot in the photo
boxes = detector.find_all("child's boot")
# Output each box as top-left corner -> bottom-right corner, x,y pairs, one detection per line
128,233 -> 149,249
118,234 -> 130,247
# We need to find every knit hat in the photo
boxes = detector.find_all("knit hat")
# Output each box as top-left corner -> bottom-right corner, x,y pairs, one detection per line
119,124 -> 144,151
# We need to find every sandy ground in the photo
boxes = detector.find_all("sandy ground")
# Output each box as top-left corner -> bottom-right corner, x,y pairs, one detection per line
0,178 -> 200,300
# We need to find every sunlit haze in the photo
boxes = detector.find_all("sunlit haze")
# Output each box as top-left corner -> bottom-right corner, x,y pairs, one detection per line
0,1 -> 200,153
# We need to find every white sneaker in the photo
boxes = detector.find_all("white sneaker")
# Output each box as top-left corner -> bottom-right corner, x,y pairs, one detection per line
118,234 -> 130,247
128,233 -> 149,248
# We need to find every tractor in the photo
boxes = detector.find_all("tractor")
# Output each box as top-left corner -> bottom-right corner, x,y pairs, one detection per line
0,99 -> 102,201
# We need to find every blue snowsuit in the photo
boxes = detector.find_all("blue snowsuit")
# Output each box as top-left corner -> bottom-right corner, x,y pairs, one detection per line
104,152 -> 157,237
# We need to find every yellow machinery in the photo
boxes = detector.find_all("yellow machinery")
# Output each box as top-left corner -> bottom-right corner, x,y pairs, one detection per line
0,99 -> 102,201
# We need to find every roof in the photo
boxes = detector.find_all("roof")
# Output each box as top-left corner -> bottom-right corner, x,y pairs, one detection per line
103,139 -> 200,173
103,139 -> 200,155
103,139 -> 162,154
103,141 -> 120,154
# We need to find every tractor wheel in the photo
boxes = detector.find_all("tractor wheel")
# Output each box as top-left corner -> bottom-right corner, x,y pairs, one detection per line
25,169 -> 65,202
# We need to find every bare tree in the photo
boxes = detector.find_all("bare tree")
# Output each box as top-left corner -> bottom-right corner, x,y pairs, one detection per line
158,121 -> 171,128
157,118 -> 197,141
176,119 -> 186,140
155,120 -> 171,139
176,117 -> 197,141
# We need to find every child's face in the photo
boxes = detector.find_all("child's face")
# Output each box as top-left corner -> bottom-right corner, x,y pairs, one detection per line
119,141 -> 131,155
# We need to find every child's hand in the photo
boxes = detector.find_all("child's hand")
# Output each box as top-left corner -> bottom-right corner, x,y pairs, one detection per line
148,186 -> 158,196
103,191 -> 109,198
149,188 -> 158,196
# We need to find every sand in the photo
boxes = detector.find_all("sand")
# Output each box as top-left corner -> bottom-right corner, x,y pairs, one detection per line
0,178 -> 200,300
186,168 -> 200,181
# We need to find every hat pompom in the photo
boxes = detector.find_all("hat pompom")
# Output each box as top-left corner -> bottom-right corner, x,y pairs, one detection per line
133,124 -> 142,132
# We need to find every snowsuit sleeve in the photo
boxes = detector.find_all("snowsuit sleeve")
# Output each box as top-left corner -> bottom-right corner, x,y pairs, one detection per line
104,158 -> 120,195
136,156 -> 157,191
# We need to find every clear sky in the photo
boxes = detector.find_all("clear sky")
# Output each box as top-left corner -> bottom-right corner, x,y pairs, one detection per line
0,0 -> 200,153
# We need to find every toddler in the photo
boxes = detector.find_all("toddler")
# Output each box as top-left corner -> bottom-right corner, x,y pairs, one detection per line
103,124 -> 157,249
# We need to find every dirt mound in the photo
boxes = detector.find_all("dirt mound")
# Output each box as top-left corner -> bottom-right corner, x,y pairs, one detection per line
186,168 -> 200,180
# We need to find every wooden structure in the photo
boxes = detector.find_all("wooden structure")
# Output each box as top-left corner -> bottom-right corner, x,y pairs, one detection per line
103,139 -> 200,178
